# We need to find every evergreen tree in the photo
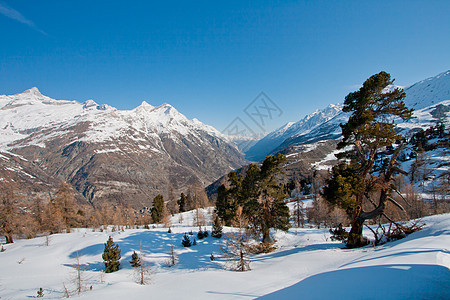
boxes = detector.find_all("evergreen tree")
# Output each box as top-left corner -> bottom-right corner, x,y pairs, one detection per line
151,194 -> 165,223
130,251 -> 142,268
322,71 -> 413,248
102,236 -> 121,273
203,229 -> 209,237
177,193 -> 187,213
216,184 -> 238,226
211,215 -> 223,238
181,234 -> 192,247
219,154 -> 290,244
197,227 -> 205,239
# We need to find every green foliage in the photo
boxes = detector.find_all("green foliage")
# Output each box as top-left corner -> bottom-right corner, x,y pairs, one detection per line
197,227 -> 205,239
339,71 -> 412,150
329,224 -> 349,242
102,236 -> 121,273
217,154 -> 290,243
181,234 -> 192,247
130,251 -> 142,268
177,193 -> 187,213
212,215 -> 223,238
216,184 -> 238,226
322,163 -> 365,215
151,194 -> 165,223
323,71 -> 413,248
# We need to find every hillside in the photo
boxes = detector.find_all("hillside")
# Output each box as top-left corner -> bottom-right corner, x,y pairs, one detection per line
0,88 -> 247,207
246,70 -> 450,163
0,211 -> 448,299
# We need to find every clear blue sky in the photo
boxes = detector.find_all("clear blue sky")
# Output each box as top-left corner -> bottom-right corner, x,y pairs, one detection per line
1,0 -> 449,134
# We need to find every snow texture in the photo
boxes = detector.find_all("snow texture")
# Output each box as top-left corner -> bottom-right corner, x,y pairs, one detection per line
0,210 -> 448,299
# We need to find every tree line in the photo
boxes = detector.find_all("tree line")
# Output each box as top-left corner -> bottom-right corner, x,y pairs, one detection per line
0,180 -> 211,244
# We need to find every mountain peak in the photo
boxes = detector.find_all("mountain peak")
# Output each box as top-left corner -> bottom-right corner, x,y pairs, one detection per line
140,100 -> 154,108
23,87 -> 43,97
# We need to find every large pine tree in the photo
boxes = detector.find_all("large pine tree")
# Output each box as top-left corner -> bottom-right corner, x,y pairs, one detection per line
322,71 -> 413,248
102,236 -> 121,273
217,154 -> 290,244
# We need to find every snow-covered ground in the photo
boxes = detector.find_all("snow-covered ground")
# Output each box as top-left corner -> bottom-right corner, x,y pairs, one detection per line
1,210 -> 449,299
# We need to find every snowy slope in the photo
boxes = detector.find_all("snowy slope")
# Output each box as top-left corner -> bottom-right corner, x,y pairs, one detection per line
403,70 -> 450,110
0,211 -> 448,299
245,104 -> 343,161
0,88 -> 229,150
0,88 -> 247,207
247,70 -> 450,162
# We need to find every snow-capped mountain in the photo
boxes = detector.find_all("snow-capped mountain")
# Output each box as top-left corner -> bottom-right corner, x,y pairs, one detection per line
246,70 -> 450,162
245,104 -> 343,161
0,88 -> 247,207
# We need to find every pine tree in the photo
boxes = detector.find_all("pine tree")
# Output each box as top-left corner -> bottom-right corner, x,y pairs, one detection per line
197,227 -> 204,239
212,215 -> 223,238
219,154 -> 290,244
102,236 -> 121,273
322,71 -> 413,248
177,193 -> 187,213
130,251 -> 142,268
181,234 -> 192,247
151,194 -> 165,223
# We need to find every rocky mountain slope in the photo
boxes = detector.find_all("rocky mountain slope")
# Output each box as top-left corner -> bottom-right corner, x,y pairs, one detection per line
0,88 -> 247,207
245,104 -> 343,161
205,71 -> 450,200
246,70 -> 450,165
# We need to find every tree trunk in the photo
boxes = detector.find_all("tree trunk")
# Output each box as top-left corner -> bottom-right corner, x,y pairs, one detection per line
347,207 -> 366,248
5,234 -> 13,244
347,191 -> 388,248
262,228 -> 273,244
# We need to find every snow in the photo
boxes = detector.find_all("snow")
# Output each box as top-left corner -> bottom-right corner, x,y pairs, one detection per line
0,88 -> 237,152
1,210 -> 448,299
246,70 -> 450,161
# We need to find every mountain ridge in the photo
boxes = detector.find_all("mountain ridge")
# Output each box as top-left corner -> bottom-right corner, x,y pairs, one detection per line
246,70 -> 450,161
0,89 -> 247,208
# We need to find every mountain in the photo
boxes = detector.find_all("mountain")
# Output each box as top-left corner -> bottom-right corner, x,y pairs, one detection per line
247,70 -> 450,162
245,104 -> 343,161
0,88 -> 247,207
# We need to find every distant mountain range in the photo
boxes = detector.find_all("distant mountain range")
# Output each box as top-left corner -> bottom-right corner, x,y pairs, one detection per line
245,70 -> 450,163
1,70 -> 449,208
0,88 -> 247,207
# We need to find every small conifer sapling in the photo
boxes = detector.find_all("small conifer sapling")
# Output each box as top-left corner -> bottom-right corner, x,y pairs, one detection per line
182,234 -> 192,247
102,236 -> 121,273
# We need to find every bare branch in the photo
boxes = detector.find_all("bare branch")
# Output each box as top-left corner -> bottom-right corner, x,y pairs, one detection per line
391,185 -> 412,207
387,196 -> 406,213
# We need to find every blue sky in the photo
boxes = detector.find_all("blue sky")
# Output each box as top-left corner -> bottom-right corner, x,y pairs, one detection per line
0,0 -> 449,134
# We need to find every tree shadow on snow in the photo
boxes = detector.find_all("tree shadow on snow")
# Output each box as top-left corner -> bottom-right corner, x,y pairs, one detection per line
258,264 -> 450,300
252,242 -> 343,263
67,230 -> 222,272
